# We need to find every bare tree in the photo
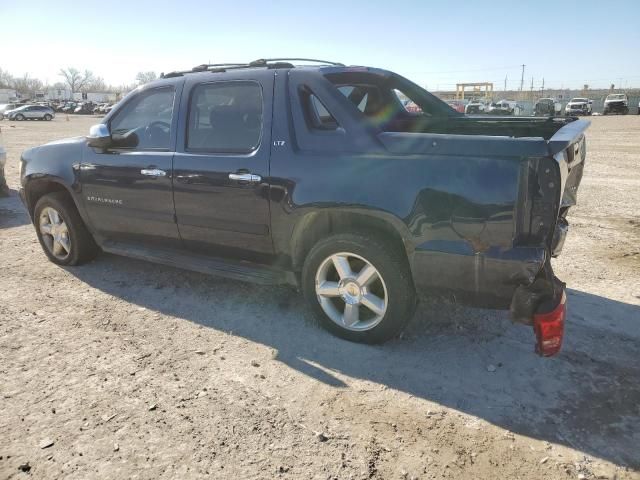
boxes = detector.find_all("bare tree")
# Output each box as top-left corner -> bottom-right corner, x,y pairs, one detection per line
85,76 -> 107,92
135,71 -> 157,85
12,74 -> 43,97
0,68 -> 14,89
59,67 -> 95,94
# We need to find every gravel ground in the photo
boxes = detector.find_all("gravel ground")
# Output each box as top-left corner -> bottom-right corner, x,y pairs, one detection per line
0,115 -> 639,480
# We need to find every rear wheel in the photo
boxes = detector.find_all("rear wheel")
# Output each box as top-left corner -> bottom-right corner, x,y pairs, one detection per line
302,233 -> 416,344
34,192 -> 99,266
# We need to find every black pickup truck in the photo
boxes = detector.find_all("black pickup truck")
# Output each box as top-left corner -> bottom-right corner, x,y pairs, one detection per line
19,58 -> 588,355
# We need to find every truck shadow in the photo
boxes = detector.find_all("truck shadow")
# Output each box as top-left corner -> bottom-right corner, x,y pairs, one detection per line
68,254 -> 640,469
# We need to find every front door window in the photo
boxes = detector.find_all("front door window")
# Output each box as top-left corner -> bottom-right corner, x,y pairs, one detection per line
109,87 -> 175,150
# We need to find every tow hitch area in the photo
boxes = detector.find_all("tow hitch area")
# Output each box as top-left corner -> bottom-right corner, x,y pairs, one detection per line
533,290 -> 566,357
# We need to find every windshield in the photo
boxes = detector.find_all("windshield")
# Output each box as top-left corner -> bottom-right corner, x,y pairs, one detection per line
571,98 -> 588,102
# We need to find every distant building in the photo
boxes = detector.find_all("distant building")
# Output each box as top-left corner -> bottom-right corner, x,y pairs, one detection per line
0,88 -> 18,103
73,92 -> 117,103
46,87 -> 72,101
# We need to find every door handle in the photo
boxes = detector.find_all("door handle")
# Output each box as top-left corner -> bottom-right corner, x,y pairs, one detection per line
141,168 -> 167,177
228,172 -> 261,183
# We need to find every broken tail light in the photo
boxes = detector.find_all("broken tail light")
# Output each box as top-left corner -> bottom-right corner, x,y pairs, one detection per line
533,290 -> 566,357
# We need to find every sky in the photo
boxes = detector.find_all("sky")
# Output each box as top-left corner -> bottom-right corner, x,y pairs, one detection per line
1,0 -> 639,91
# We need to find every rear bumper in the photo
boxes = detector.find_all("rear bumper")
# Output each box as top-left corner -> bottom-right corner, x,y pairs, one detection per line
409,242 -> 546,309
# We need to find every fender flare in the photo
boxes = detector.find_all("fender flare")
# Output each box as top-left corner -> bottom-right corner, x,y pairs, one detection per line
288,207 -> 414,270
23,175 -> 92,229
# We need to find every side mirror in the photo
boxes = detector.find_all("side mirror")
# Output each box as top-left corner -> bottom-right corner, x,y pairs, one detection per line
87,124 -> 111,148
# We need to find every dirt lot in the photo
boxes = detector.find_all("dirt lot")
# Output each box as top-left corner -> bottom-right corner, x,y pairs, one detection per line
1,115 -> 639,480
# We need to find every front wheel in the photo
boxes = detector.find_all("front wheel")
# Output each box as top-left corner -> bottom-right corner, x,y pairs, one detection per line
302,233 -> 416,344
34,192 -> 99,266
44,114 -> 52,121
15,114 -> 25,121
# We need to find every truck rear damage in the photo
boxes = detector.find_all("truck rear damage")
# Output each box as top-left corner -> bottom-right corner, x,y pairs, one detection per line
510,119 -> 588,356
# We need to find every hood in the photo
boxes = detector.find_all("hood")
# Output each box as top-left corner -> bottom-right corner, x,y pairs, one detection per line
567,102 -> 587,106
605,98 -> 626,103
42,136 -> 87,147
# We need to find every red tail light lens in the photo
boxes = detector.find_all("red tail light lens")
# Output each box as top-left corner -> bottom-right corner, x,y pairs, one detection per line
533,291 -> 566,357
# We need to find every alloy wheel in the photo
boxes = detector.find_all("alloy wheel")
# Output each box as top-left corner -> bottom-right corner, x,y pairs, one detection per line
39,207 -> 71,260
315,252 -> 388,331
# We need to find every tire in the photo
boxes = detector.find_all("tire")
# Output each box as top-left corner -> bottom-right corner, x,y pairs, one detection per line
34,191 -> 99,266
44,114 -> 52,121
302,232 -> 416,344
15,114 -> 24,121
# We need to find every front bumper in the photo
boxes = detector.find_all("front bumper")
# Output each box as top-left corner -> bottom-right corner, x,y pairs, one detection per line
604,103 -> 628,113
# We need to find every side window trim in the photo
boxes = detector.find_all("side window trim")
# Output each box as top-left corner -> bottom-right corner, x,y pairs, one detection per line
184,80 -> 264,155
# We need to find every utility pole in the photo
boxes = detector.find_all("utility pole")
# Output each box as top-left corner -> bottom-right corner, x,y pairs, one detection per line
530,76 -> 534,101
519,64 -> 526,92
504,75 -> 507,92
541,77 -> 545,97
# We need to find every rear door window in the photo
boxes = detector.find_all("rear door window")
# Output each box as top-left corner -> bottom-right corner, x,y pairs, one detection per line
187,81 -> 263,153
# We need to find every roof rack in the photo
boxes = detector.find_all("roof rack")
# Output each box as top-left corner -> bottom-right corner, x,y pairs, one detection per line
248,58 -> 344,67
160,57 -> 344,78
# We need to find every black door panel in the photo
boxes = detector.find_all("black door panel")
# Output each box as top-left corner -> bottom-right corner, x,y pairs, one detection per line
173,74 -> 274,260
81,84 -> 182,247
81,150 -> 179,246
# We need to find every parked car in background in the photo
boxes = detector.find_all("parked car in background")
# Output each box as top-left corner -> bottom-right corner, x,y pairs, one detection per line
534,98 -> 557,116
564,98 -> 592,116
0,125 -> 7,195
18,59 -> 589,355
464,99 -> 486,114
74,102 -> 96,114
93,103 -> 108,114
7,105 -> 55,121
486,100 -> 516,115
104,104 -> 115,114
445,100 -> 466,113
0,103 -> 20,120
637,99 -> 640,115
61,102 -> 77,113
603,93 -> 629,115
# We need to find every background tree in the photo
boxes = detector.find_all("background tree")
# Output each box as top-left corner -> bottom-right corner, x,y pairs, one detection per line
135,71 -> 157,85
0,68 -> 14,89
84,76 -> 106,93
12,74 -> 44,97
59,67 -> 95,94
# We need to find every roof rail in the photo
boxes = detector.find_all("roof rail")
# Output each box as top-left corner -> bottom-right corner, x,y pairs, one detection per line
160,58 -> 344,78
248,58 -> 344,67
